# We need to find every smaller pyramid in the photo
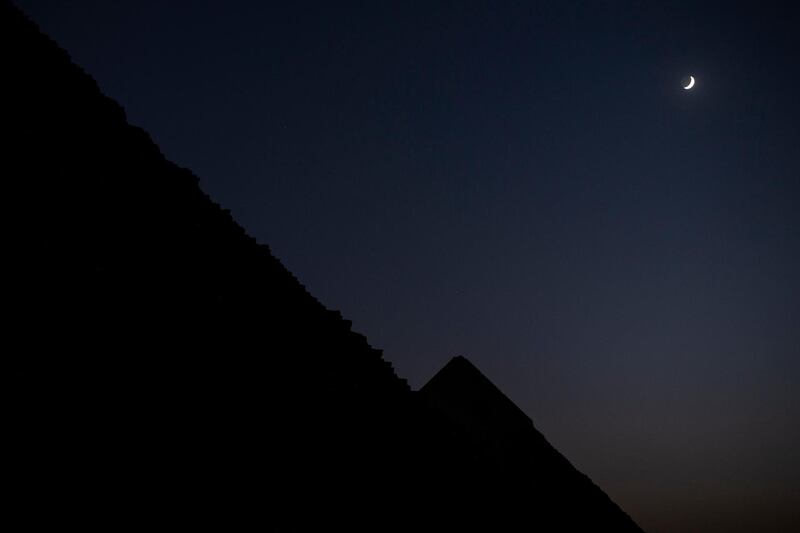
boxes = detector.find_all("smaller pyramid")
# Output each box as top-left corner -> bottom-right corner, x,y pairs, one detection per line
418,356 -> 645,532
420,355 -> 532,438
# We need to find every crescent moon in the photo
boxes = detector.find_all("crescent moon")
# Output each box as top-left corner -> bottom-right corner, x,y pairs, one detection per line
683,76 -> 695,90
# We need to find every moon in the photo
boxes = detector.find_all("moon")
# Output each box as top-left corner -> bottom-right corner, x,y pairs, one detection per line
683,76 -> 695,90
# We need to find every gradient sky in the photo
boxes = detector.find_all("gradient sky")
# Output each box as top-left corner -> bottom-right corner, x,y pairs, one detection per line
17,1 -> 800,531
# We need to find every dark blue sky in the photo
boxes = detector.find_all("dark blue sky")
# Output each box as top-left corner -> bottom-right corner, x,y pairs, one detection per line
18,1 -> 800,530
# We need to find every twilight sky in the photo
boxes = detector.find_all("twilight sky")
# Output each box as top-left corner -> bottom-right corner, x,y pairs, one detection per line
17,1 -> 800,531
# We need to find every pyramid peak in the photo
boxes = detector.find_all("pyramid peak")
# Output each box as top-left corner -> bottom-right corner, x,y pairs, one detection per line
419,355 -> 532,433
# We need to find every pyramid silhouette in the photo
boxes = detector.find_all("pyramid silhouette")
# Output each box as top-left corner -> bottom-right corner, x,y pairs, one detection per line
5,2 -> 643,530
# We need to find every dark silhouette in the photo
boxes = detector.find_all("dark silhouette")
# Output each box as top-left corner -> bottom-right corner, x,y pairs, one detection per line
5,2 -> 643,530
419,356 -> 644,531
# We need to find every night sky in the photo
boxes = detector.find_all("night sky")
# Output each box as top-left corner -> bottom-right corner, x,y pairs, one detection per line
17,1 -> 800,531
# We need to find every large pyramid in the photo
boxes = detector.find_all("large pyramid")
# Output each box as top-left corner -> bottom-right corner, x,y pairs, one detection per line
5,2 -> 643,530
